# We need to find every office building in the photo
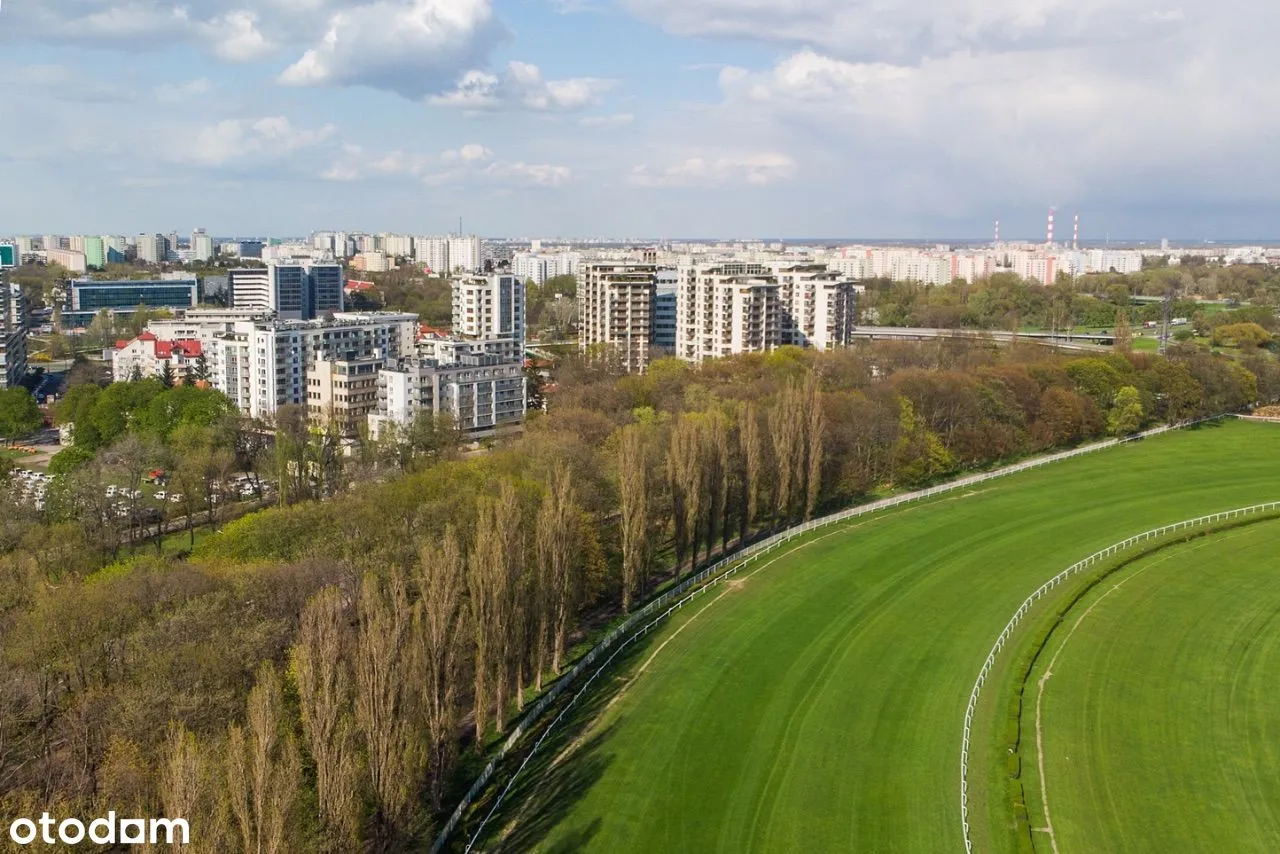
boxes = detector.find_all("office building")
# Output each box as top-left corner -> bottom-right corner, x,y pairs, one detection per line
1,282 -> 26,390
64,277 -> 199,326
578,261 -> 658,373
452,274 -> 524,361
229,262 -> 343,320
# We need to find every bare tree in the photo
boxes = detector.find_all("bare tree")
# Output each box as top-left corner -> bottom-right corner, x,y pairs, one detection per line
769,387 -> 804,526
803,373 -> 825,520
163,724 -> 231,854
537,471 -> 580,675
703,414 -> 730,564
292,587 -> 361,844
226,664 -> 301,854
467,485 -> 523,740
667,417 -> 703,575
415,528 -> 468,809
618,427 -> 650,613
353,572 -> 421,835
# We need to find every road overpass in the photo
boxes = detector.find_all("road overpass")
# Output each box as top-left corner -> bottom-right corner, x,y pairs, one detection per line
848,327 -> 1111,351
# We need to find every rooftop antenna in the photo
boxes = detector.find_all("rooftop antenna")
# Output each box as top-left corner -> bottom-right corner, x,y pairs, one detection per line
1046,207 -> 1056,247
1073,213 -> 1079,251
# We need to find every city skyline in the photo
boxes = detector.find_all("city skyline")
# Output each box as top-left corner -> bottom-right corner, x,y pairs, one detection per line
3,1 -> 1278,237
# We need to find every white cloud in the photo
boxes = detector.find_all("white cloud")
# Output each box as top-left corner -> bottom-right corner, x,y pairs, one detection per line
279,0 -> 506,97
322,142 -> 568,187
624,0 -> 1200,62
630,153 -> 796,188
175,116 -> 336,167
441,144 -> 495,162
155,78 -> 214,103
430,61 -> 613,111
481,161 -> 572,187
202,11 -> 275,61
579,113 -> 635,128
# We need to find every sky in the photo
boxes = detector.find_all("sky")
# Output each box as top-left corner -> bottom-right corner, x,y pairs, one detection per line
1,0 -> 1277,239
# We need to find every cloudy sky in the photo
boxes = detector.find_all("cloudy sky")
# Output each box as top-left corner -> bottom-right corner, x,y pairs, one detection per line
1,0 -> 1274,239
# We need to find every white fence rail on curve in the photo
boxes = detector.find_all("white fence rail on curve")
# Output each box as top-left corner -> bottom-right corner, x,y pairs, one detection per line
957,496 -> 1280,854
431,416 -> 1225,854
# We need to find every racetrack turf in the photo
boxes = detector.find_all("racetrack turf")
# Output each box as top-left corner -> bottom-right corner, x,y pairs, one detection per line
481,420 -> 1280,854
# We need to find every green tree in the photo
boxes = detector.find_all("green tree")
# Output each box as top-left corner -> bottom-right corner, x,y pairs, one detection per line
159,359 -> 176,388
1108,385 -> 1144,436
0,388 -> 42,440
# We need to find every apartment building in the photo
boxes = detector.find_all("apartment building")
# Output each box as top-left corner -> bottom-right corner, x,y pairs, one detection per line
578,261 -> 658,373
111,333 -> 203,382
675,262 -> 857,363
203,312 -> 418,421
370,346 -> 526,439
308,356 -> 384,435
452,274 -> 524,361
1,283 -> 26,390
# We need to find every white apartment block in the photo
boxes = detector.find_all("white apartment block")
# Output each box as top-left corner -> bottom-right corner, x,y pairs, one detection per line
379,233 -> 414,258
370,347 -> 526,439
448,236 -> 482,273
1,283 -> 26,390
205,312 -> 418,421
136,234 -> 167,264
415,236 -> 451,273
47,248 -> 87,274
675,262 -> 858,363
514,251 -> 582,285
578,261 -> 657,373
191,229 -> 214,262
452,274 -> 524,361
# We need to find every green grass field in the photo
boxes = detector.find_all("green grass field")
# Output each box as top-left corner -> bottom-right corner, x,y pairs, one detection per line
473,419 -> 1280,853
1019,518 -> 1280,853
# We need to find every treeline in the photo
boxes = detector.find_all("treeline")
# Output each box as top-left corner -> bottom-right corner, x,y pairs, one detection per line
0,339 -> 1273,851
862,271 -> 1280,333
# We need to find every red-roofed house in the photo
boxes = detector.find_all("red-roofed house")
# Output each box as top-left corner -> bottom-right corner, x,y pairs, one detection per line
111,334 -> 203,383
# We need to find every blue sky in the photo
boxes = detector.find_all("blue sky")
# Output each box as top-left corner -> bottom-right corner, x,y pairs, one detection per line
1,0 -> 1276,239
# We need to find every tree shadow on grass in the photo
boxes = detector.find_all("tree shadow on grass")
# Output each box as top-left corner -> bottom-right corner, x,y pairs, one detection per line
461,633 -> 660,853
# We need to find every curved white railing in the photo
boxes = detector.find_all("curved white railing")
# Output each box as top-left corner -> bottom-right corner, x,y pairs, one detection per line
957,498 -> 1280,853
431,416 -> 1226,853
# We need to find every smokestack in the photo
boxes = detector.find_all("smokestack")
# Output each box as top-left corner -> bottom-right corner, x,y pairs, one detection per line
1047,208 -> 1056,247
1073,213 -> 1079,250
994,219 -> 1000,245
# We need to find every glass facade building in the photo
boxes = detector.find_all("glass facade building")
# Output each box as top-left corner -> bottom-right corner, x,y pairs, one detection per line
65,278 -> 199,326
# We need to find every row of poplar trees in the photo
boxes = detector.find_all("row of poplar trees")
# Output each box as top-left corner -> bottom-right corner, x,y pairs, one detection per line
618,374 -> 824,612
156,473 -> 591,852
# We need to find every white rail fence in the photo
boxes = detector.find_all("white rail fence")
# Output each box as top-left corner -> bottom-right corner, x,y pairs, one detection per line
958,497 -> 1280,853
432,416 -> 1224,853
